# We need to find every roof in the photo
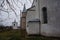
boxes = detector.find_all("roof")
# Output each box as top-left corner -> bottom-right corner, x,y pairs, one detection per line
12,19 -> 17,24
22,4 -> 27,12
27,5 -> 35,11
28,19 -> 40,22
27,0 -> 35,11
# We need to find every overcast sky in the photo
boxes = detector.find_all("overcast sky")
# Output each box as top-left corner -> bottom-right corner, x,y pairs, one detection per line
0,0 -> 33,26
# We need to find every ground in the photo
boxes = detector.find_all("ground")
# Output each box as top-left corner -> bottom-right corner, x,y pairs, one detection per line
0,29 -> 60,40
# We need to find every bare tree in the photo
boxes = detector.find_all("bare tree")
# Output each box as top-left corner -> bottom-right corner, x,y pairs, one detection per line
0,0 -> 33,25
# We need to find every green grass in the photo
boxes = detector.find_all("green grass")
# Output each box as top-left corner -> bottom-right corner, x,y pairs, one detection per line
0,30 -> 21,40
0,29 -> 60,40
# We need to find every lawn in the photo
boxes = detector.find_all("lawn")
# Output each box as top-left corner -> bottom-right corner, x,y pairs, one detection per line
0,30 -> 21,40
0,29 -> 60,40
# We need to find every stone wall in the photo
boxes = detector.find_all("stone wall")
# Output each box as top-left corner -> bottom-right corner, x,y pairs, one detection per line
20,12 -> 27,30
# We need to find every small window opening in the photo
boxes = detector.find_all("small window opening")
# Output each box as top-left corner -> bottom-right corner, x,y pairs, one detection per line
42,7 -> 48,24
14,24 -> 15,26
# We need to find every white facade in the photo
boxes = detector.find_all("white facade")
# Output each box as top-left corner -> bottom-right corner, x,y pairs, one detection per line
12,20 -> 18,29
26,0 -> 40,35
39,0 -> 60,37
26,19 -> 40,35
26,0 -> 60,37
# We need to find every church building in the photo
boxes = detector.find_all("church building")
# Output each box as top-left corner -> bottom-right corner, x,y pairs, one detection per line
26,0 -> 40,35
26,0 -> 60,37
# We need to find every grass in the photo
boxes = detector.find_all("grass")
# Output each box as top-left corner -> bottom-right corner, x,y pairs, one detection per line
0,29 -> 21,40
0,29 -> 60,40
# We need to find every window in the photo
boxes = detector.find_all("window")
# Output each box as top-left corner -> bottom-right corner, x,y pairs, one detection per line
14,24 -> 15,26
42,7 -> 48,24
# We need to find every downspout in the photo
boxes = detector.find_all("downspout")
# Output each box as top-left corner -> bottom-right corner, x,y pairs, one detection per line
35,0 -> 40,34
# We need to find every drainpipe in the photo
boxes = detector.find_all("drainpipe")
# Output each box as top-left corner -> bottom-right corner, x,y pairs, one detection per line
38,0 -> 40,35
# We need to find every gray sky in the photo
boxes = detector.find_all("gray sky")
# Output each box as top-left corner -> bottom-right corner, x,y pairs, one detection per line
0,0 -> 33,26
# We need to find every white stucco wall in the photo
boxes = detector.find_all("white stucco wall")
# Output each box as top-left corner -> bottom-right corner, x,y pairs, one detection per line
38,0 -> 60,37
26,22 -> 40,34
26,0 -> 60,37
26,0 -> 40,34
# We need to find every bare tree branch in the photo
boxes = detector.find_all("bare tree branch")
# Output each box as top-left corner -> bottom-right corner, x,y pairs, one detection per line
13,0 -> 22,9
6,0 -> 18,17
0,0 -> 5,7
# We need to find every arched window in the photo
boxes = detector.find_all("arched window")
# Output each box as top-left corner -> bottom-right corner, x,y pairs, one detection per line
42,7 -> 48,24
